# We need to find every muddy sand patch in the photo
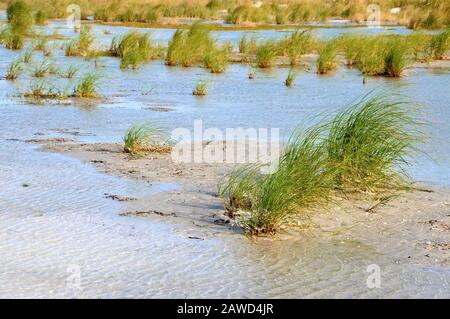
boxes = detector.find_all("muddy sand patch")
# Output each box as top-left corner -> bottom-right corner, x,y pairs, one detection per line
39,141 -> 450,265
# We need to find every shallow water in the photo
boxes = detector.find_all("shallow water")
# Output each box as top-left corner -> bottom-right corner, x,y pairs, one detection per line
1,17 -> 450,298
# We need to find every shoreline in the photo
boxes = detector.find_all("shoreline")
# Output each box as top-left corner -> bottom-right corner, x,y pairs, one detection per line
82,20 -> 403,31
38,140 -> 450,266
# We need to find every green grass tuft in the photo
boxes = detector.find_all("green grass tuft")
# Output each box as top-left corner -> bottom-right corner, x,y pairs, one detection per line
123,123 -> 170,155
7,0 -> 34,34
193,80 -> 208,96
285,68 -> 296,87
219,93 -> 424,235
110,31 -> 163,70
325,94 -> 424,193
5,58 -> 23,80
73,73 -> 100,98
316,40 -> 338,74
255,40 -> 278,68
65,26 -> 94,57
21,48 -> 33,63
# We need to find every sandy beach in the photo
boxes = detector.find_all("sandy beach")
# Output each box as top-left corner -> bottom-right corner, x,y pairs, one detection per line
40,140 -> 450,267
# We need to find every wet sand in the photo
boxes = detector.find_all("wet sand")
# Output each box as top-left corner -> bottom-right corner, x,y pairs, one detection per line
41,140 -> 450,268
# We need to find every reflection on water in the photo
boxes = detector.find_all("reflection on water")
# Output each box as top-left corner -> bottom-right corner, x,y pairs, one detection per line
0,17 -> 449,298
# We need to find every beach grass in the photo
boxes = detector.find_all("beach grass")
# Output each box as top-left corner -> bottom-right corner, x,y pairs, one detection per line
203,43 -> 231,73
220,93 -> 424,235
239,34 -> 257,63
110,31 -> 163,70
279,30 -> 312,66
325,94 -> 423,193
5,58 -> 23,80
220,125 -> 334,235
193,80 -> 207,96
0,27 -> 24,50
65,65 -> 79,79
316,40 -> 338,74
65,26 -> 94,57
426,28 -> 450,60
7,0 -> 34,34
21,48 -> 33,63
123,122 -> 170,155
255,40 -> 278,68
285,68 -> 296,87
33,60 -> 54,78
72,73 -> 100,97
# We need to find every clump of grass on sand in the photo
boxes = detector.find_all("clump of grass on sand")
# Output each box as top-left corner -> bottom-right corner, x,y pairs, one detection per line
110,31 -> 163,70
7,0 -> 34,34
0,27 -> 25,50
383,39 -> 413,77
35,10 -> 48,25
25,80 -> 69,99
279,30 -> 312,66
166,23 -> 229,73
65,65 -> 78,79
220,93 -> 424,235
248,66 -> 256,79
338,34 -> 365,66
72,73 -> 100,98
5,58 -> 23,80
21,48 -> 33,63
285,68 -> 296,87
353,36 -> 387,76
255,40 -> 278,68
193,80 -> 207,96
203,44 -> 231,73
123,123 -> 170,155
426,28 -> 449,60
1,1 -> 33,50
325,94 -> 423,193
33,60 -> 55,78
219,125 -> 334,235
65,26 -> 94,57
316,40 -> 338,74
32,38 -> 48,51
239,34 -> 257,63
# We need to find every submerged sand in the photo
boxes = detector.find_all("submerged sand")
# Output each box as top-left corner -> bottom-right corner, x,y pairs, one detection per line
41,141 -> 450,268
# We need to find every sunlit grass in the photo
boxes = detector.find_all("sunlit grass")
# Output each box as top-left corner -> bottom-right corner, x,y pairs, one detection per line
0,27 -> 24,50
193,80 -> 207,96
285,68 -> 296,87
325,94 -> 424,193
255,40 -> 278,68
65,65 -> 78,79
5,58 -> 23,80
33,60 -> 55,78
72,73 -> 100,98
110,31 -> 163,70
220,93 -> 424,235
239,34 -> 257,63
21,48 -> 33,63
203,44 -> 231,73
123,122 -> 170,155
279,30 -> 312,66
65,26 -> 94,57
7,0 -> 34,34
426,28 -> 449,60
316,40 -> 338,74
